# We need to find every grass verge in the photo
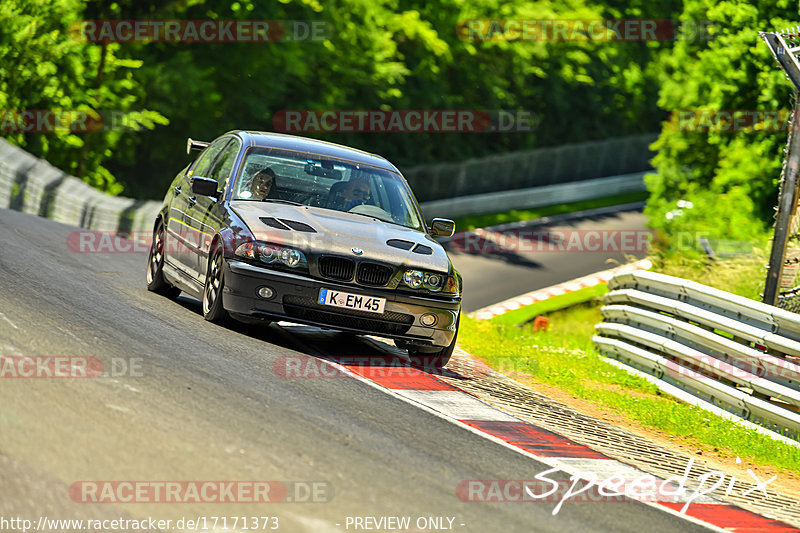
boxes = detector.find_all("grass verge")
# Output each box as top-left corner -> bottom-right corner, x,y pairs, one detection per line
460,251 -> 800,475
452,190 -> 648,231
490,284 -> 607,327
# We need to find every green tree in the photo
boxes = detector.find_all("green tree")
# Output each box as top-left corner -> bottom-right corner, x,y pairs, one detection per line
0,0 -> 167,193
2,0 -> 681,199
645,0 -> 800,245
110,0 -> 677,197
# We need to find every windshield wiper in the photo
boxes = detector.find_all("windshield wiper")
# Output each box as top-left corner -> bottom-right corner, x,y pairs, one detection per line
347,211 -> 411,229
261,199 -> 303,206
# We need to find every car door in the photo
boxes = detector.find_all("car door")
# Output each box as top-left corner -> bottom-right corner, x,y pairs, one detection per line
167,138 -> 229,278
186,138 -> 241,278
162,167 -> 191,273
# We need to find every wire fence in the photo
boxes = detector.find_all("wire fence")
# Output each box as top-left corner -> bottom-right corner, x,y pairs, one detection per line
778,289 -> 800,313
404,134 -> 656,202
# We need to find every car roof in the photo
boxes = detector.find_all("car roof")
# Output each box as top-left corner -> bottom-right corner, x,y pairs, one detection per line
231,131 -> 399,173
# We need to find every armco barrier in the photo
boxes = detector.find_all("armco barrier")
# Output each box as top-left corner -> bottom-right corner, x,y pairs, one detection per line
0,139 -> 160,232
594,270 -> 800,441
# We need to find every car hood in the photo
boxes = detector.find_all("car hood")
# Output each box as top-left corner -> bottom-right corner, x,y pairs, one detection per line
230,201 -> 452,272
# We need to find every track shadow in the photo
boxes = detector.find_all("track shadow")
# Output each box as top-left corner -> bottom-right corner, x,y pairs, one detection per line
169,293 -> 303,351
170,294 -> 471,380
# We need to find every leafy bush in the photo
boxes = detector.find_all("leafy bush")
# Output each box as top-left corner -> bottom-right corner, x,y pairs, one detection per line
0,0 -> 167,193
645,0 -> 800,247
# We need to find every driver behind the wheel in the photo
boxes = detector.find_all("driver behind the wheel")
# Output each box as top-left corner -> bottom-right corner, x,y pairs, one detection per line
339,179 -> 371,211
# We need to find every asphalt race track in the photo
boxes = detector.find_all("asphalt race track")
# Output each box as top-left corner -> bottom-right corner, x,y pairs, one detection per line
447,209 -> 649,312
0,208 -> 715,532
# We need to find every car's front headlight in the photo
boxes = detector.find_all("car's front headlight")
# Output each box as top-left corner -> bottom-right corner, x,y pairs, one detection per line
401,269 -> 459,295
235,242 -> 308,270
403,269 -> 425,289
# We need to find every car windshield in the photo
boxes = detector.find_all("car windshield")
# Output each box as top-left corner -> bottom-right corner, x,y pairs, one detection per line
232,147 -> 425,231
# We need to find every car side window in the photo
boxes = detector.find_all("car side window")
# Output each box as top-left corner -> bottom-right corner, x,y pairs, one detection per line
207,140 -> 240,193
191,138 -> 230,178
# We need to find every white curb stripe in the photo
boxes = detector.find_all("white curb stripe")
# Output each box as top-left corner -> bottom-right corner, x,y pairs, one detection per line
472,258 -> 653,320
393,390 -> 523,422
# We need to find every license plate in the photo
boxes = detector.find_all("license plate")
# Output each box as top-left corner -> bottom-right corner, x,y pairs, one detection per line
318,288 -> 386,314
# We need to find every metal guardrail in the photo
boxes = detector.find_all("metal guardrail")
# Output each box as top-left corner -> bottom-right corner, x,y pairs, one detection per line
594,270 -> 800,441
0,139 -> 161,232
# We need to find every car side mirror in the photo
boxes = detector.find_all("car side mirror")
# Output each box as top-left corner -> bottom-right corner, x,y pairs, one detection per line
191,177 -> 218,197
429,218 -> 455,237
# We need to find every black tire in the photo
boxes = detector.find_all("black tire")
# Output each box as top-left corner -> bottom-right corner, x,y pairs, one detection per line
202,244 -> 229,324
146,220 -> 181,299
408,313 -> 460,369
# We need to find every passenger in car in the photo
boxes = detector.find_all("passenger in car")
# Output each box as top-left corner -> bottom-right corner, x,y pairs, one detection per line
251,168 -> 278,200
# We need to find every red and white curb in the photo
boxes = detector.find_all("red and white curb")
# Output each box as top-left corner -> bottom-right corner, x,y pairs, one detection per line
471,258 -> 653,320
308,351 -> 797,532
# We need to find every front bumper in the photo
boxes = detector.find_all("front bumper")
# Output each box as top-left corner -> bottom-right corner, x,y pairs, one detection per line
222,260 -> 460,348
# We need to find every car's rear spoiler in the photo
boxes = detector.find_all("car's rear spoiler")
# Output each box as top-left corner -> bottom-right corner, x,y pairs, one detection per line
186,138 -> 210,154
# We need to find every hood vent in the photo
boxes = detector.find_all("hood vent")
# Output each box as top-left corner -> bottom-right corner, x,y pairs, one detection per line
259,217 -> 316,233
386,239 -> 433,255
260,217 -> 290,230
387,239 -> 414,251
280,219 -> 316,233
412,244 -> 433,255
